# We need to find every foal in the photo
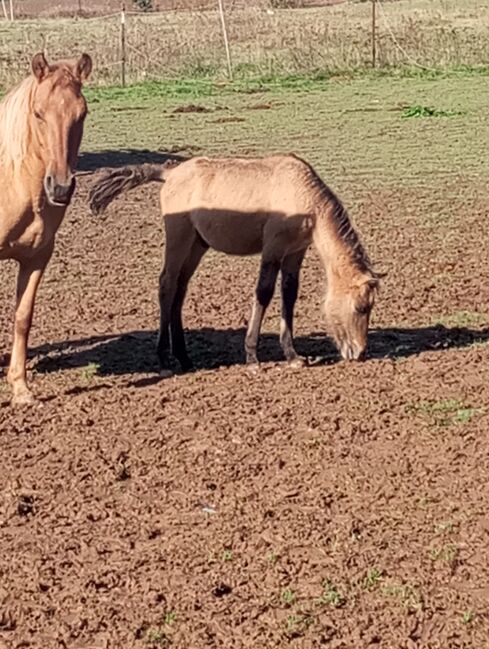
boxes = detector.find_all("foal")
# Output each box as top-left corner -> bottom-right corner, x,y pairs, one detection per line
89,154 -> 380,373
0,52 -> 92,404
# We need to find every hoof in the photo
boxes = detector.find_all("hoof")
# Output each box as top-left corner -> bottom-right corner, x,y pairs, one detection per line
287,356 -> 307,369
246,362 -> 261,375
159,368 -> 174,379
11,391 -> 37,407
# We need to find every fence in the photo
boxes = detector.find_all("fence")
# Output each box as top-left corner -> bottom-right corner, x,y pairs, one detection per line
0,0 -> 486,88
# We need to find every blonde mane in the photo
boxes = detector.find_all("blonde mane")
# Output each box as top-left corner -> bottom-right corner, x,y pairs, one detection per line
0,75 -> 36,170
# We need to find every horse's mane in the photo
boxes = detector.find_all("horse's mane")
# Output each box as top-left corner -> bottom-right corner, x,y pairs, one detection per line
0,75 -> 37,170
299,157 -> 374,277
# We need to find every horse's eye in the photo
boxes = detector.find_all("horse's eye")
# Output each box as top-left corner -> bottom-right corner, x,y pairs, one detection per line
34,110 -> 44,121
355,304 -> 369,316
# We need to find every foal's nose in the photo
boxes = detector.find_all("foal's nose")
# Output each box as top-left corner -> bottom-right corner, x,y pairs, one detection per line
45,174 -> 75,205
341,341 -> 367,362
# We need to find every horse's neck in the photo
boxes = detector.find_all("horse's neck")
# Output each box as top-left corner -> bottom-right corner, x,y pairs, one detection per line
0,154 -> 46,216
312,201 -> 361,283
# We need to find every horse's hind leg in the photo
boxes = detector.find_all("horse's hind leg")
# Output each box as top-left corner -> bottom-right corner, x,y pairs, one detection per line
8,247 -> 53,405
245,259 -> 280,365
170,236 -> 208,372
279,250 -> 306,366
157,215 -> 195,375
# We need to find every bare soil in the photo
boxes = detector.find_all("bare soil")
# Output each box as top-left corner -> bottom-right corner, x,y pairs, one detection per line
1,155 -> 489,647
2,58 -> 489,648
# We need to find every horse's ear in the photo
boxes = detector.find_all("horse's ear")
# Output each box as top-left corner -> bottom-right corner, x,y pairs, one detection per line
75,53 -> 92,83
32,52 -> 49,81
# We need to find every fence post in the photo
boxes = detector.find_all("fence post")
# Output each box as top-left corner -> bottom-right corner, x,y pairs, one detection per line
1,0 -> 8,21
217,0 -> 233,80
371,0 -> 377,68
8,0 -> 13,20
121,1 -> 126,86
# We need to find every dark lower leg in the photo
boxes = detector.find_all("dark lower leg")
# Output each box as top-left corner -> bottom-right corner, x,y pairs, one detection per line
245,260 -> 279,364
157,268 -> 178,371
170,239 -> 207,372
280,270 -> 300,361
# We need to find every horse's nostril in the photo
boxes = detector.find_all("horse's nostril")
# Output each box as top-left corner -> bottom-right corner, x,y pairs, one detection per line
45,174 -> 54,190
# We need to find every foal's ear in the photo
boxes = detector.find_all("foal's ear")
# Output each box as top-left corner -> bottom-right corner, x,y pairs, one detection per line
32,52 -> 49,82
75,53 -> 92,83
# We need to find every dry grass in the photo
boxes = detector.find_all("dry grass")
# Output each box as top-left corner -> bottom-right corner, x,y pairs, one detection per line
4,0 -> 347,19
0,0 -> 489,87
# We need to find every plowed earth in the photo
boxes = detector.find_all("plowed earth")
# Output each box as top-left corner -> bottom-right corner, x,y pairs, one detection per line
1,78 -> 489,648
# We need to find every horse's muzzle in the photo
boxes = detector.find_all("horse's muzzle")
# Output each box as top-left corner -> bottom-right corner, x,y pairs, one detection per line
340,341 -> 367,362
44,174 -> 76,206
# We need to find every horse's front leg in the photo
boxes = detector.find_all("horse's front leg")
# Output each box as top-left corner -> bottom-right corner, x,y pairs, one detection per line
7,247 -> 53,405
245,259 -> 280,365
279,250 -> 306,367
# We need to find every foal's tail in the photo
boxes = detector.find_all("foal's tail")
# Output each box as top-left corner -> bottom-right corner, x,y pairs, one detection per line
88,158 -> 183,215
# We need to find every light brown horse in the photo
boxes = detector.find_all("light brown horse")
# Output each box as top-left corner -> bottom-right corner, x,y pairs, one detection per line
89,154 -> 381,374
0,52 -> 92,405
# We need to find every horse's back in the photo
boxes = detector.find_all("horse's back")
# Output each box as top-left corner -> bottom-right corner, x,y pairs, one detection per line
161,154 -> 314,257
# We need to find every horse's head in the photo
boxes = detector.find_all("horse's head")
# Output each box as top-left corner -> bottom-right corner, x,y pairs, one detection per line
30,52 -> 92,207
324,271 -> 381,361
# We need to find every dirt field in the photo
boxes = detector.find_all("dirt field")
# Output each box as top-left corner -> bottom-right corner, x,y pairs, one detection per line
1,76 -> 489,647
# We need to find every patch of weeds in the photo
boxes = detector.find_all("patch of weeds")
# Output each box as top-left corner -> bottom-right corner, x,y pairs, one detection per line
381,583 -> 422,611
363,568 -> 383,590
164,611 -> 176,625
146,627 -> 170,647
429,543 -> 459,565
462,610 -> 475,625
221,549 -> 233,562
267,551 -> 279,564
433,310 -> 487,328
401,104 -> 463,118
317,580 -> 345,608
80,362 -> 100,382
285,614 -> 313,638
281,589 -> 296,606
435,520 -> 455,534
406,399 -> 481,426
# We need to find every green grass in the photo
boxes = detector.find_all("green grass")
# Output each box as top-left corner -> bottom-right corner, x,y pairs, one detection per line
281,589 -> 296,606
317,580 -> 344,608
406,399 -> 482,426
79,362 -> 100,382
433,311 -> 488,328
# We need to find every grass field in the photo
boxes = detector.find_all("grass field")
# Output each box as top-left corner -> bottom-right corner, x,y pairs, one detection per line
1,66 -> 489,646
1,0 -> 489,87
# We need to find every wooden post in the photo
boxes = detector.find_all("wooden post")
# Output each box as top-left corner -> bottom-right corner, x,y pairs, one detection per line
1,0 -> 8,21
371,0 -> 377,68
121,1 -> 126,86
8,0 -> 13,20
217,0 -> 233,80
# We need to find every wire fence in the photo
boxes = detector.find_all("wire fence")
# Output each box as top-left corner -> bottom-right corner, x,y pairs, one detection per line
0,0 -> 486,88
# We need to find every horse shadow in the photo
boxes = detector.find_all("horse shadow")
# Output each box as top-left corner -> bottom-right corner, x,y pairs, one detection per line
29,324 -> 489,381
77,148 -> 189,173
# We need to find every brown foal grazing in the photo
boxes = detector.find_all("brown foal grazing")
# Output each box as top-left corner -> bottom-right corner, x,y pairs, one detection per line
89,154 -> 381,374
0,52 -> 92,405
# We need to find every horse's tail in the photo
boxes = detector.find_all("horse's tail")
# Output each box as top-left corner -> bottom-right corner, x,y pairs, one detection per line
88,158 -> 183,215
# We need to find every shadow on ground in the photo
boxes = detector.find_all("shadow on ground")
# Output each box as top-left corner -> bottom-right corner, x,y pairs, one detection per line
77,148 -> 189,173
27,325 -> 489,379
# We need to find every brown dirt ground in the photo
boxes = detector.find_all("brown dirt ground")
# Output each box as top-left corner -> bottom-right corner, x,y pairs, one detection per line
1,160 -> 489,648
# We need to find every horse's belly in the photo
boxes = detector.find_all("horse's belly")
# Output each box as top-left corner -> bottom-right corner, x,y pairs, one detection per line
191,210 -> 264,256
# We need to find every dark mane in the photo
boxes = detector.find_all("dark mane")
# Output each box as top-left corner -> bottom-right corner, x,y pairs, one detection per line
298,155 -> 374,276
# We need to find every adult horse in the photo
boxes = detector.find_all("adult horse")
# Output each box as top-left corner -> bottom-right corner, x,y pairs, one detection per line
0,52 -> 92,405
89,154 -> 381,374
